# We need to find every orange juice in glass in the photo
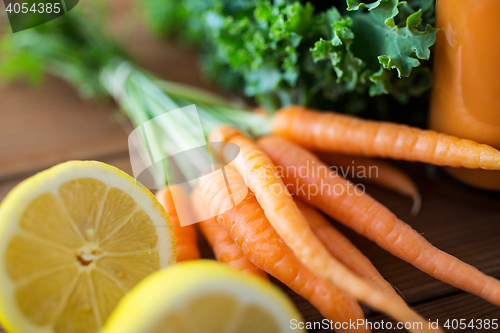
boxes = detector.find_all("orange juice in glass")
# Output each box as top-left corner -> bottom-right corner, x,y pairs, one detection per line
430,0 -> 500,190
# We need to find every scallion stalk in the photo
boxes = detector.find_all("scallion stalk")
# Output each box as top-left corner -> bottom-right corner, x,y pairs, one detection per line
0,10 -> 270,188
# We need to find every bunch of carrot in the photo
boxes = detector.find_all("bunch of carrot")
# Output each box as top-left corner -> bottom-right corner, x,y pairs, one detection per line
154,105 -> 500,333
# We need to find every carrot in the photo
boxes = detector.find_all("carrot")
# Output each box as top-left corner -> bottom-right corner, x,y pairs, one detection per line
258,135 -> 500,306
318,153 -> 421,215
196,166 -> 367,333
210,127 -> 438,333
272,106 -> 500,170
296,199 -> 402,301
191,189 -> 269,281
155,186 -> 200,262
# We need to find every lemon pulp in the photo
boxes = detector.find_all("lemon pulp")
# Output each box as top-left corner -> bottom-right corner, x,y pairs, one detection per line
103,260 -> 304,333
0,161 -> 175,333
151,294 -> 281,333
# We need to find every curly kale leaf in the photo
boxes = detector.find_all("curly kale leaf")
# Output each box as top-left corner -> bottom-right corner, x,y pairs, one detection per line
310,8 -> 365,91
347,0 -> 438,77
142,0 -> 437,120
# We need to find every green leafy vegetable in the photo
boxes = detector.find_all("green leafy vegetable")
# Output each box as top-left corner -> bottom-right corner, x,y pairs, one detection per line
143,0 -> 437,121
0,7 -> 126,98
347,1 -> 437,77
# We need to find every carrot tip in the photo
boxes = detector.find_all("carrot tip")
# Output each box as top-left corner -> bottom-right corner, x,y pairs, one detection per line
410,192 -> 422,216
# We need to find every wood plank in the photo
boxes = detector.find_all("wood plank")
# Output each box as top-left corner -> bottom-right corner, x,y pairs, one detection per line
0,78 -> 129,181
358,292 -> 499,333
315,292 -> 500,332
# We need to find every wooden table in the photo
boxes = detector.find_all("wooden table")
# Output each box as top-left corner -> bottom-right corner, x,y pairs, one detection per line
1,6 -> 500,333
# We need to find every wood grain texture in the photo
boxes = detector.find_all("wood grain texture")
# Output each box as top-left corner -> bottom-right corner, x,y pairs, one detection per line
368,292 -> 500,333
0,78 -> 129,181
315,292 -> 500,332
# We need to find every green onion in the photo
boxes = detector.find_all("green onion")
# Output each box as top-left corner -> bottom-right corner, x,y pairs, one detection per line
0,8 -> 270,188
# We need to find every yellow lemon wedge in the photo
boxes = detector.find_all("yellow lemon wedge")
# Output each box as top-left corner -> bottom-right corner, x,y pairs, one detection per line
0,161 -> 176,333
103,260 -> 305,333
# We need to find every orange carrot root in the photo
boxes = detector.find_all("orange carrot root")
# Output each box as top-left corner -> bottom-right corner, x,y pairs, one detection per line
191,189 -> 269,281
318,153 -> 421,215
258,135 -> 500,307
156,186 -> 200,262
210,126 -> 438,333
296,199 -> 403,302
197,166 -> 368,333
272,106 -> 500,170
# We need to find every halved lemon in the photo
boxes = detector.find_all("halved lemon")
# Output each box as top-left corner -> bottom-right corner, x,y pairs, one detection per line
103,260 -> 305,333
0,161 -> 176,333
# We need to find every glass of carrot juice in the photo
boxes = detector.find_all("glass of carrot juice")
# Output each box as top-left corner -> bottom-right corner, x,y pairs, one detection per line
430,0 -> 500,190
